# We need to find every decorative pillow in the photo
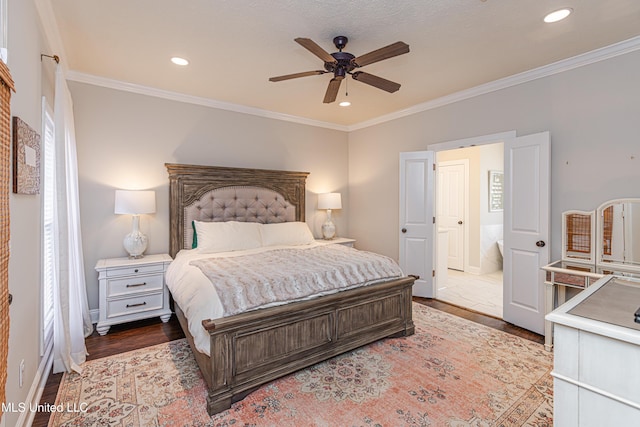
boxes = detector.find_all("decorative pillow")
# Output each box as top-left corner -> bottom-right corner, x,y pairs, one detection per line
194,220 -> 262,253
260,222 -> 315,247
192,220 -> 198,249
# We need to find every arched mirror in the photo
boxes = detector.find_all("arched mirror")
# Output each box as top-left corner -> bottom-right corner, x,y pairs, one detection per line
597,198 -> 640,270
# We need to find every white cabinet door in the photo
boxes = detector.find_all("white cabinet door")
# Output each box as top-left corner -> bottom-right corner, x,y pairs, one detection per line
503,132 -> 550,334
399,151 -> 435,297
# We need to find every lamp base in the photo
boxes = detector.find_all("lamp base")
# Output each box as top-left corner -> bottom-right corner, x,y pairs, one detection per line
123,231 -> 148,258
322,219 -> 336,240
123,213 -> 148,259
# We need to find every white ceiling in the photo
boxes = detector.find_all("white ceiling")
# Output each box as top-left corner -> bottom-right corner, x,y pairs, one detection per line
45,0 -> 640,127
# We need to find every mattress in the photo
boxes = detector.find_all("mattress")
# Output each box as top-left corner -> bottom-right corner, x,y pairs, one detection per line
165,242 -> 404,355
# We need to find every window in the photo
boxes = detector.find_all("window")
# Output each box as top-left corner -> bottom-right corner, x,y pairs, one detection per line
0,0 -> 7,63
41,98 -> 55,355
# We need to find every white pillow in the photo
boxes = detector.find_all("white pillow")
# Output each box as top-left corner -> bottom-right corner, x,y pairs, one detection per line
194,220 -> 262,253
260,222 -> 315,247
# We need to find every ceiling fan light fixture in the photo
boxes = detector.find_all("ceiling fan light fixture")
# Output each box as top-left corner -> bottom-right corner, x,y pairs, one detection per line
339,79 -> 351,107
171,56 -> 189,66
269,36 -> 409,104
544,8 -> 572,23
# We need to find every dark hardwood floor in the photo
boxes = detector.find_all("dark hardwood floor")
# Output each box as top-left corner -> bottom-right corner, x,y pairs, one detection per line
32,298 -> 542,427
413,297 -> 544,344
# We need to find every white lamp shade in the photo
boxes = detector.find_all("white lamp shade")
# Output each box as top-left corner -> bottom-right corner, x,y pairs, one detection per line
318,193 -> 342,210
115,190 -> 156,215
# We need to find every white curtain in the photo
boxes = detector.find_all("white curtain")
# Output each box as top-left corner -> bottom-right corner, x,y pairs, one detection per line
52,64 -> 93,374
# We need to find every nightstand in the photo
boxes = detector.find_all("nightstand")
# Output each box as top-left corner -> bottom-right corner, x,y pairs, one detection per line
315,237 -> 356,248
95,253 -> 172,335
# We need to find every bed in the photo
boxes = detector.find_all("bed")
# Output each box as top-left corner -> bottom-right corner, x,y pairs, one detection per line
165,163 -> 415,415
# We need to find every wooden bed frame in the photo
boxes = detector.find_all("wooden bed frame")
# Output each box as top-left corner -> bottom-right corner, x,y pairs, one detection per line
166,163 -> 415,415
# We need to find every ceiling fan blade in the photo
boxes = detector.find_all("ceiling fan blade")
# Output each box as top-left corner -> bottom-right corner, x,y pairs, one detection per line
323,77 -> 343,103
352,71 -> 401,93
352,41 -> 410,67
295,38 -> 337,64
269,70 -> 327,82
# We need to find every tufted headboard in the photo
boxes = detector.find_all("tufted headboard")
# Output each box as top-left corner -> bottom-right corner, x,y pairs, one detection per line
166,163 -> 309,258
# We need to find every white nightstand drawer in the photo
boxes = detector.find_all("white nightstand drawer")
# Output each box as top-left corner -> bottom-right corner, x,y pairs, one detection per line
106,263 -> 164,278
107,273 -> 164,298
106,293 -> 164,318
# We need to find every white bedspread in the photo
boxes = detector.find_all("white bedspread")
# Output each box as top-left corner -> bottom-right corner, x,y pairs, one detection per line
165,243 -> 404,356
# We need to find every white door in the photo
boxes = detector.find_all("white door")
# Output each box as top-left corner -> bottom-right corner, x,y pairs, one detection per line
437,161 -> 466,271
399,151 -> 435,298
503,132 -> 550,334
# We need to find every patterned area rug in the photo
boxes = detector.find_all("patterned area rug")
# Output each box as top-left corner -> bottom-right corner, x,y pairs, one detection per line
49,303 -> 553,426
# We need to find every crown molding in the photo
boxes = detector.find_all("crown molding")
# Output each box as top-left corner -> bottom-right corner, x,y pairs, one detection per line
65,71 -> 349,132
347,35 -> 640,131
60,33 -> 640,133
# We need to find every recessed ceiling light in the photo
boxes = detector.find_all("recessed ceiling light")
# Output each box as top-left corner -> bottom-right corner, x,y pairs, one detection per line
171,57 -> 189,66
544,8 -> 572,23
339,101 -> 351,107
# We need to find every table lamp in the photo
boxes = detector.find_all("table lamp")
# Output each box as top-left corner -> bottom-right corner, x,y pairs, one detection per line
318,192 -> 342,240
115,190 -> 156,258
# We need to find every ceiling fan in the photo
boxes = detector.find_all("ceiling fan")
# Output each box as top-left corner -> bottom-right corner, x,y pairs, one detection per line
269,36 -> 410,104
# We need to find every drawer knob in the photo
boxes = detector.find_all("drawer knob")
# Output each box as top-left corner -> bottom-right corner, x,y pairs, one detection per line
134,269 -> 139,273
126,282 -> 147,288
126,302 -> 147,308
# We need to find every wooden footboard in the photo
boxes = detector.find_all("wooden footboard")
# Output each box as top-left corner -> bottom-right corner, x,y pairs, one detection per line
175,276 -> 415,415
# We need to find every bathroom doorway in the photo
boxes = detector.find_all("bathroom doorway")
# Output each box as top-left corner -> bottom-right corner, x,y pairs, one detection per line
435,142 -> 504,318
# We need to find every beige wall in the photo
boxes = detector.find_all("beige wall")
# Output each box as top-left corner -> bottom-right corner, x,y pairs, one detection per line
348,49 -> 640,263
69,82 -> 350,311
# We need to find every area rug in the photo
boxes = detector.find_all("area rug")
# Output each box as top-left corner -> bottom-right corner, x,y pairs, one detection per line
49,303 -> 553,426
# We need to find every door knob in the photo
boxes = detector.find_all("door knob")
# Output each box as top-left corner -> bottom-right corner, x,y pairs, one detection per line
536,240 -> 546,248
401,228 -> 407,233
458,220 -> 463,225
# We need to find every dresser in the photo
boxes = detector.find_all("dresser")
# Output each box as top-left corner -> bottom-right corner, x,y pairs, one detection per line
546,275 -> 640,426
541,199 -> 640,350
95,253 -> 172,335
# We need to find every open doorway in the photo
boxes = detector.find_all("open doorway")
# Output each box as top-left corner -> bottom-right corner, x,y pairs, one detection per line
400,131 -> 549,333
435,143 -> 504,318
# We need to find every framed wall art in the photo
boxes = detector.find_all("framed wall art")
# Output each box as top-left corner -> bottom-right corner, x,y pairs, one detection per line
488,170 -> 504,212
12,116 -> 40,194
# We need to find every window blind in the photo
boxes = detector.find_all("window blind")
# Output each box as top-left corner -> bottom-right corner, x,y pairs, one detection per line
41,103 -> 55,354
